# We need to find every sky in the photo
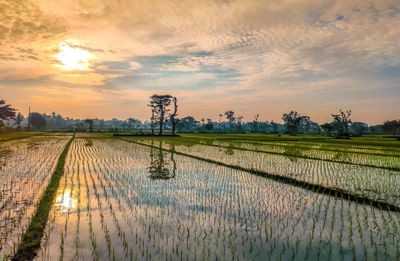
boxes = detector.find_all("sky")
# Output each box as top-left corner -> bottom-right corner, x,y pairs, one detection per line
0,0 -> 399,125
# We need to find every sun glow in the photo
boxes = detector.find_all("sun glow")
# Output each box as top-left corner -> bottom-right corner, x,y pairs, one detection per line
56,40 -> 93,70
55,190 -> 76,213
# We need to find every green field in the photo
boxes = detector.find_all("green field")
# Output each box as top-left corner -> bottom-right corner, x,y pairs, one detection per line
1,133 -> 399,260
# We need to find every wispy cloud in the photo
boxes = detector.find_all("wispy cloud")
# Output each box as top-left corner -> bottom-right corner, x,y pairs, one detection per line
1,0 -> 399,124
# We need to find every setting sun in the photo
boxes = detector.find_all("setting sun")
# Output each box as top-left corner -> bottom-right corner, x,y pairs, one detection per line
56,41 -> 92,70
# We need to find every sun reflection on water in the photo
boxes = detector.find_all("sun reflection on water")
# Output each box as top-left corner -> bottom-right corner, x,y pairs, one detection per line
55,190 -> 76,213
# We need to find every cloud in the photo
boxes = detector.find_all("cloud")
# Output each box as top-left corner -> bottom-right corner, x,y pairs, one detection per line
52,73 -> 120,86
1,0 -> 399,124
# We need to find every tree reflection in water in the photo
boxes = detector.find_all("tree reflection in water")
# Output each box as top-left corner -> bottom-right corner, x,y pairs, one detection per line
148,141 -> 177,180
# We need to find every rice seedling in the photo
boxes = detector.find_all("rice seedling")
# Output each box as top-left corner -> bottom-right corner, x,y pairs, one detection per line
34,138 -> 400,260
0,135 -> 71,260
127,138 -> 400,209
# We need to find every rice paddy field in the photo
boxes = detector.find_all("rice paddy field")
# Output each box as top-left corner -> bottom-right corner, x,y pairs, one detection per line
1,132 -> 399,260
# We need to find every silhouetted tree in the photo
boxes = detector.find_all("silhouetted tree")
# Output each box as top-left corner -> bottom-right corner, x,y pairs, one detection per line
84,119 -> 94,132
237,116 -> 243,125
331,109 -> 352,137
169,97 -> 179,135
383,120 -> 400,137
350,122 -> 368,137
224,111 -> 235,123
253,114 -> 259,133
29,113 -> 46,130
99,119 -> 105,130
224,110 -> 236,130
150,108 -> 156,135
282,111 -> 310,136
14,113 -> 24,129
369,125 -> 383,135
176,116 -> 196,132
321,123 -> 334,136
205,122 -> 214,130
271,121 -> 279,134
127,117 -> 141,130
0,100 -> 16,128
51,112 -> 56,128
148,94 -> 172,135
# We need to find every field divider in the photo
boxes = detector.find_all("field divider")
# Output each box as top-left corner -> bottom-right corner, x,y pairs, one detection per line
120,138 -> 400,213
171,138 -> 400,171
12,134 -> 75,261
0,132 -> 47,143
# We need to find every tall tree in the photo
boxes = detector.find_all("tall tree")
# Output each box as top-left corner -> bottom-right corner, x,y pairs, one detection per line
51,112 -> 56,128
169,96 -> 179,135
321,123 -> 334,136
0,100 -> 16,127
29,113 -> 46,130
148,94 -> 172,135
150,108 -> 156,135
176,116 -> 196,132
331,109 -> 352,137
127,117 -> 140,129
253,114 -> 259,133
282,110 -> 310,136
224,110 -> 236,130
14,113 -> 24,129
271,121 -> 278,134
350,122 -> 368,137
84,119 -> 94,132
224,111 -> 235,123
382,120 -> 400,137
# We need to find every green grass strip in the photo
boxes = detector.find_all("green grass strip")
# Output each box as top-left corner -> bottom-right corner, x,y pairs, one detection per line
122,138 -> 400,213
0,132 -> 46,143
12,135 -> 74,261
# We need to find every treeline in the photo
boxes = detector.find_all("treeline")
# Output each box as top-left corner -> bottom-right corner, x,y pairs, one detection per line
0,99 -> 143,132
1,98 -> 399,137
175,110 -> 388,137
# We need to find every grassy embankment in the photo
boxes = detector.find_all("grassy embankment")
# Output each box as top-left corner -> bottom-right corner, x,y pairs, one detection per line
0,132 -> 45,142
12,135 -> 74,261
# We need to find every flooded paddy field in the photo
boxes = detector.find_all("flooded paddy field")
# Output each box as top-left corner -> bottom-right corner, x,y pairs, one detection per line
1,133 -> 399,260
0,134 -> 71,258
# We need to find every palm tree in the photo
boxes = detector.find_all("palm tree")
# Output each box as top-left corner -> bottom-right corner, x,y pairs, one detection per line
14,113 -> 24,130
0,100 -> 16,129
84,119 -> 94,132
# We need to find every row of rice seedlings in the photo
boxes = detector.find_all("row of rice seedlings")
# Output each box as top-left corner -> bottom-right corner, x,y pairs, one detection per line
116,138 -> 400,258
186,135 -> 400,159
199,139 -> 400,169
269,139 -> 400,155
186,135 -> 400,156
38,139 -> 400,260
37,139 -> 120,260
0,136 -> 70,259
75,140 -> 113,260
130,138 -> 400,208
